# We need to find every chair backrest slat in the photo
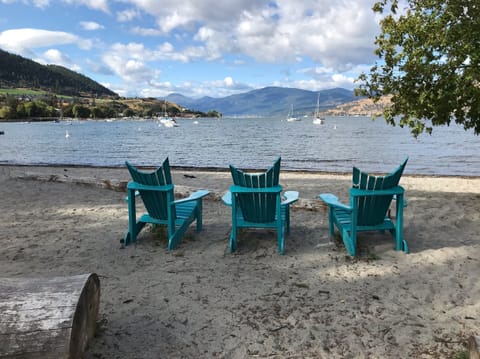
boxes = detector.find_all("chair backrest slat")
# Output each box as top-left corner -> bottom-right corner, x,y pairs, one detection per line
352,158 -> 407,226
230,158 -> 281,223
126,158 -> 175,220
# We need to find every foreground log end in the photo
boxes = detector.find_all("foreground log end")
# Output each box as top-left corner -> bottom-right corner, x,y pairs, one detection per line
0,273 -> 100,359
70,273 -> 101,358
470,335 -> 480,359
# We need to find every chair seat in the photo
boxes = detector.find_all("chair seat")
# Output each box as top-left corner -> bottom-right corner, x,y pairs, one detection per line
140,201 -> 198,226
234,204 -> 289,228
332,207 -> 395,233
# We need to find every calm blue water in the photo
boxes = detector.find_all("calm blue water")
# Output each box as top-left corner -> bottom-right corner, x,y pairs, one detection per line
0,116 -> 479,176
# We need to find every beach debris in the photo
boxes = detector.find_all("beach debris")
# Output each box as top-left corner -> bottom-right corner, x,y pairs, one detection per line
268,324 -> 288,332
292,282 -> 309,289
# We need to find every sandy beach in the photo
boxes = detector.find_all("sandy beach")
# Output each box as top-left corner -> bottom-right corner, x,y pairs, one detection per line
1,164 -> 479,358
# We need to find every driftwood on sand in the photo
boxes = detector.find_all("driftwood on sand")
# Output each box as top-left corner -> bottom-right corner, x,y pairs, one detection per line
0,273 -> 100,359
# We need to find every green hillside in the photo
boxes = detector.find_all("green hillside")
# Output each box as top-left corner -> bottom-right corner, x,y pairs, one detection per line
0,49 -> 118,98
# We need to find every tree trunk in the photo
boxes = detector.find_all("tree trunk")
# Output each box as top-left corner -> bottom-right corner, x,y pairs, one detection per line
0,273 -> 100,359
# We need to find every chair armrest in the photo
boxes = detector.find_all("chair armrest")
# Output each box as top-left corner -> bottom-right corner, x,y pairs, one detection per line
282,191 -> 299,205
127,181 -> 174,192
125,190 -> 140,202
350,185 -> 404,197
229,185 -> 283,194
221,191 -> 232,206
319,193 -> 352,212
173,189 -> 210,204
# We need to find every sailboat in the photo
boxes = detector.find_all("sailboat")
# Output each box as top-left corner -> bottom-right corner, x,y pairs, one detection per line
313,94 -> 325,125
286,104 -> 300,122
159,99 -> 178,127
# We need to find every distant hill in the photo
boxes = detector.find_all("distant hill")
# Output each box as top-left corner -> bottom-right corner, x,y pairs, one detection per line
0,49 -> 118,98
166,87 -> 359,116
324,96 -> 392,117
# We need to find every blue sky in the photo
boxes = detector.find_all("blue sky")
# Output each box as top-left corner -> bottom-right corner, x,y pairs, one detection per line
0,0 -> 382,98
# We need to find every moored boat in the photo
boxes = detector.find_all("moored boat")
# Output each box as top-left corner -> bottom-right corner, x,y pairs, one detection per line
159,99 -> 179,127
313,93 -> 325,125
286,104 -> 300,122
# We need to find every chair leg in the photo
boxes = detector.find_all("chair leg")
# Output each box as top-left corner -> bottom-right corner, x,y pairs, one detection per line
123,231 -> 131,246
402,240 -> 409,253
195,201 -> 203,233
125,221 -> 146,246
229,230 -> 237,253
278,225 -> 285,255
230,196 -> 238,253
395,193 -> 407,252
328,207 -> 335,237
284,205 -> 291,236
343,229 -> 356,256
125,189 -> 140,246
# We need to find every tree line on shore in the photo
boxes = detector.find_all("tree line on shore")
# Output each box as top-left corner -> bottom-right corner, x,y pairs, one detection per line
0,93 -> 221,120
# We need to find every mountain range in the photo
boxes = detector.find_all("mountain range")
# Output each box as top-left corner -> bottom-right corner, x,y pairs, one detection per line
166,87 -> 359,116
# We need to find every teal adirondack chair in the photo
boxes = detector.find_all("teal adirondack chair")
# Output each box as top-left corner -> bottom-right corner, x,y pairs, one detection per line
319,159 -> 408,256
124,159 -> 209,250
222,158 -> 299,254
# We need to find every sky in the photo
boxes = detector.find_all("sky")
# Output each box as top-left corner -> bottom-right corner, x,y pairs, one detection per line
0,0 -> 384,98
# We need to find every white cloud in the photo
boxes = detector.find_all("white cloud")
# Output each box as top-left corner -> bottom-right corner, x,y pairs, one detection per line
138,81 -> 174,98
0,28 -> 92,55
117,8 -> 141,22
120,0 -> 378,71
158,42 -> 174,53
62,0 -> 109,13
132,76 -> 254,99
79,21 -> 104,31
43,48 -> 66,62
102,42 -> 160,84
131,27 -> 163,36
223,76 -> 234,87
42,48 -> 81,71
110,42 -> 153,60
33,0 -> 49,8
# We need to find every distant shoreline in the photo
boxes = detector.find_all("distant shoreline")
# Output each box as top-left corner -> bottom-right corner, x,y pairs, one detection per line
0,116 -> 211,123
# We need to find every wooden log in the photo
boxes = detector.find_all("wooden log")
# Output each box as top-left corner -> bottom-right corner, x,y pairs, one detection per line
0,273 -> 100,359
470,335 -> 480,359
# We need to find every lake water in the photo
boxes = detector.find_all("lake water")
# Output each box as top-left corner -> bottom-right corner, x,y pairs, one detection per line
0,116 -> 479,176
